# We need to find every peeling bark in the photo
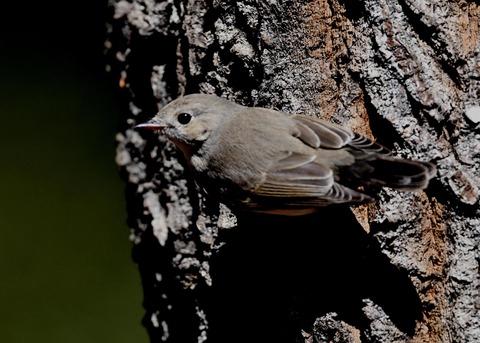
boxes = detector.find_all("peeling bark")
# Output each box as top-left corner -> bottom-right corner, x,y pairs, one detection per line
106,0 -> 480,342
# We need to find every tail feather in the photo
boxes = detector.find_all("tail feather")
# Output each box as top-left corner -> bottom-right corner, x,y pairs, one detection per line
349,156 -> 437,190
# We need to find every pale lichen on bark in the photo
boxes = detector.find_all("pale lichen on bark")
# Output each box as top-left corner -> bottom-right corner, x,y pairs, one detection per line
107,0 -> 480,342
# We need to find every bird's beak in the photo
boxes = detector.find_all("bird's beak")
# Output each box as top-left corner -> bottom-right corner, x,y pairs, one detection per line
134,119 -> 165,130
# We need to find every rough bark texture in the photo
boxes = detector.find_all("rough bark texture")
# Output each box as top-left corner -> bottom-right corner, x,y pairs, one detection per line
106,0 -> 479,342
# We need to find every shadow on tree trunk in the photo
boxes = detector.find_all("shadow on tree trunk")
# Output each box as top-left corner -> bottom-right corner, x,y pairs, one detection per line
203,208 -> 422,342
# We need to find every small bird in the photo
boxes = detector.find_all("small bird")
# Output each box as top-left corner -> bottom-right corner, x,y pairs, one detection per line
136,94 -> 436,215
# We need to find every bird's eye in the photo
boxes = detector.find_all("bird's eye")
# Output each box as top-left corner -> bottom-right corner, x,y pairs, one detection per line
177,113 -> 192,125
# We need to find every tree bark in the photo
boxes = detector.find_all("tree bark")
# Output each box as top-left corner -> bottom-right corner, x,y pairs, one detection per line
106,0 -> 480,342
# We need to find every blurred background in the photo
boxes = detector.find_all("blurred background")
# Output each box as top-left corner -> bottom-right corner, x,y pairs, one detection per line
0,1 -> 147,342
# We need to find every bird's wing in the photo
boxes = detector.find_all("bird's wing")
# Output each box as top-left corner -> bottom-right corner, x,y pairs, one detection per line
248,113 -> 376,206
292,115 -> 354,148
255,152 -> 334,196
252,153 -> 370,205
293,115 -> 389,153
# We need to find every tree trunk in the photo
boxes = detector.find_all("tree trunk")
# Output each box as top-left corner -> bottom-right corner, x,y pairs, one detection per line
106,0 -> 480,342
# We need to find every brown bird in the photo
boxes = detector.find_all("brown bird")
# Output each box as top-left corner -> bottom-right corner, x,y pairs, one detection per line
136,94 -> 436,215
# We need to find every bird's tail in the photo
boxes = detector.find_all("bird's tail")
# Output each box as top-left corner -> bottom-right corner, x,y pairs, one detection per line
349,155 -> 437,191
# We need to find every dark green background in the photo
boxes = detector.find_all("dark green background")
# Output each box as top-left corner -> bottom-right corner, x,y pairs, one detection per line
0,2 -> 147,342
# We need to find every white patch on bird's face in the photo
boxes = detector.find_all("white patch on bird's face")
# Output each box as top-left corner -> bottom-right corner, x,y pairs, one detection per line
191,155 -> 209,172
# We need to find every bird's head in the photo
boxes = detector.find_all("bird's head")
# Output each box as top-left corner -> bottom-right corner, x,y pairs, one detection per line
136,94 -> 240,158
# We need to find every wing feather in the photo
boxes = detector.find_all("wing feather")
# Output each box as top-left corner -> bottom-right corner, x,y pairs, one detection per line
236,112 -> 378,210
349,133 -> 389,154
293,121 -> 321,148
294,116 -> 354,148
293,115 -> 389,155
251,150 -> 369,205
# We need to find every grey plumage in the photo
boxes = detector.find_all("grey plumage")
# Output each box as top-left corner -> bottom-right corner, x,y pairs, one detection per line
136,94 -> 436,215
